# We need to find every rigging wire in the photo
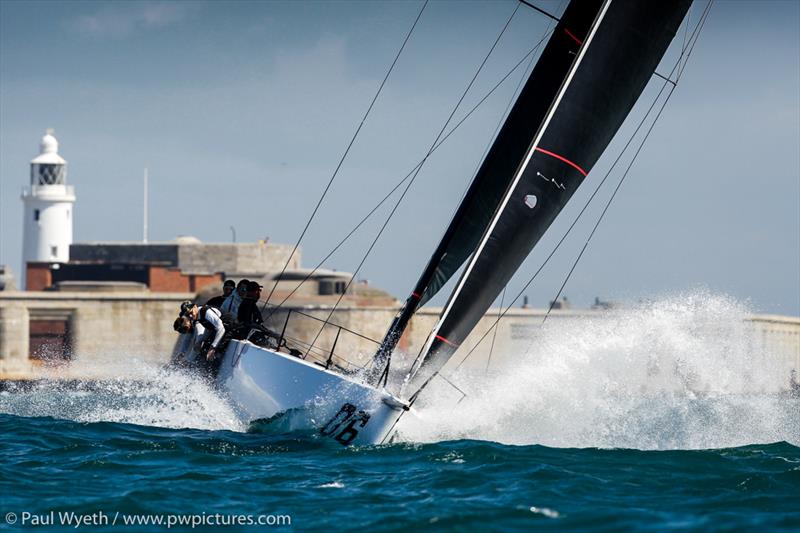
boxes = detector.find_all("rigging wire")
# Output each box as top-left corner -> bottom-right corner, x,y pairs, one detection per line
261,0 -> 429,311
304,2 -> 523,357
681,3 -> 691,73
450,18 -> 548,237
538,0 -> 712,327
264,30 -> 553,318
485,286 -> 506,374
518,0 -> 560,22
446,0 -> 713,374
382,0 -> 712,444
453,30 -> 543,376
378,2 -> 568,443
448,31 -> 544,374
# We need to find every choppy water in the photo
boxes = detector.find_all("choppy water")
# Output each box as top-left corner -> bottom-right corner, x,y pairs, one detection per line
1,293 -> 799,530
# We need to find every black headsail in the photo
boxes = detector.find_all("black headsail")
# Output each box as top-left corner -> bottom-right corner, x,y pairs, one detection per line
374,0 -> 691,391
372,0 -> 607,378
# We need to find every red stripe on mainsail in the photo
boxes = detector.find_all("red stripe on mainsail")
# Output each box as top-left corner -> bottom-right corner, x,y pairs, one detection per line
435,335 -> 460,348
564,28 -> 583,45
411,292 -> 421,299
534,147 -> 588,177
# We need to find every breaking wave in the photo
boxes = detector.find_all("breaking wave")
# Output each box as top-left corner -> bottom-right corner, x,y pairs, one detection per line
0,362 -> 245,432
398,292 -> 800,449
1,291 -> 796,450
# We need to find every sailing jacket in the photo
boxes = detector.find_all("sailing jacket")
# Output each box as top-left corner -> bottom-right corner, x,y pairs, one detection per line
219,292 -> 242,316
195,305 -> 225,348
206,294 -> 226,309
237,297 -> 264,325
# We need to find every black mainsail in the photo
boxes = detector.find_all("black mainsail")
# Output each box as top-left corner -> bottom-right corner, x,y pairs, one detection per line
374,0 -> 692,393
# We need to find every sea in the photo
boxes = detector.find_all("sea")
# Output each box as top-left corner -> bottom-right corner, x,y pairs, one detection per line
1,293 -> 798,531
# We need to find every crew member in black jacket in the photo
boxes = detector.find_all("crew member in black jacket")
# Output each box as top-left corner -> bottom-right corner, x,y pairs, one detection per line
206,279 -> 235,309
237,281 -> 264,326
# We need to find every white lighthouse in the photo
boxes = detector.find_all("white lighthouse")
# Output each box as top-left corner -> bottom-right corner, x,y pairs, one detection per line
21,129 -> 76,287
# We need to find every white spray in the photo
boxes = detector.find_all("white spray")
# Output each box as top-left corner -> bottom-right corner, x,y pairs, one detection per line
397,292 -> 799,449
1,292 -> 796,448
0,361 -> 245,432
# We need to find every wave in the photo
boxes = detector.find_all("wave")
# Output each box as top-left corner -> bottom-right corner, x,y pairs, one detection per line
398,291 -> 800,449
1,291 -> 796,450
0,363 -> 244,432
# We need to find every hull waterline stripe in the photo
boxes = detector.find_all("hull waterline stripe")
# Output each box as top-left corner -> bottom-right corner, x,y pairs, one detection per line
535,147 -> 588,176
564,28 -> 583,45
413,0 -> 613,383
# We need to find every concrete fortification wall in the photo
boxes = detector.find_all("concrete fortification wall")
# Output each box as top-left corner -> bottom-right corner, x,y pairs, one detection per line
1,293 -> 798,387
0,292 -> 188,378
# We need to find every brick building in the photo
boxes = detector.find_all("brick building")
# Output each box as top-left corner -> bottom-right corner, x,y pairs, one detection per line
24,237 -> 300,292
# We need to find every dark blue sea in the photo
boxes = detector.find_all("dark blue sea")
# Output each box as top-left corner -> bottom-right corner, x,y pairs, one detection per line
2,296 -> 799,530
1,413 -> 798,531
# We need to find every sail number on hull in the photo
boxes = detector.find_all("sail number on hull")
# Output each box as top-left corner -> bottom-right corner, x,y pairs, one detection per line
320,403 -> 371,446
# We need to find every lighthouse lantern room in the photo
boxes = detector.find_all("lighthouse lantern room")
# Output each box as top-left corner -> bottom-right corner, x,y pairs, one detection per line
21,129 -> 76,287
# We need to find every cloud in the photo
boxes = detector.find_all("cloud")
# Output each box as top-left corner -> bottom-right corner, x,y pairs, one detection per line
68,2 -> 194,38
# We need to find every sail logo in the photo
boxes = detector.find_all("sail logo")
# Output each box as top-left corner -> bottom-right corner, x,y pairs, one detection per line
524,195 -> 538,209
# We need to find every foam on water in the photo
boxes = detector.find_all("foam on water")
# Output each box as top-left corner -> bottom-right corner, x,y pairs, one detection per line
1,291 -> 796,450
398,291 -> 800,449
0,361 -> 245,432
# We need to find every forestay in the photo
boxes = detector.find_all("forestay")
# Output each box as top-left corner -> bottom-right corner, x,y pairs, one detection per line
375,0 -> 692,394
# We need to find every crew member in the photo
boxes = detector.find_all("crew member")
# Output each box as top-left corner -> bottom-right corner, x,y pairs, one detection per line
180,301 -> 228,368
220,279 -> 248,316
207,279 -> 235,309
234,281 -> 282,349
237,280 -> 264,326
171,315 -> 204,366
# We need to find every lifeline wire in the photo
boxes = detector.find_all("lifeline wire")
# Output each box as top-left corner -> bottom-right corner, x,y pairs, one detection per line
262,0 -> 429,311
305,2 -> 523,358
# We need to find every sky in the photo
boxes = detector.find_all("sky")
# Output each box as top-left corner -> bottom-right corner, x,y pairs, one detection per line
0,0 -> 798,316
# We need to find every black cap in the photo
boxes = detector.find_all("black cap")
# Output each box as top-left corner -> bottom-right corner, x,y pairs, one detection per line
223,279 -> 236,288
237,279 -> 250,288
180,301 -> 194,315
246,281 -> 263,292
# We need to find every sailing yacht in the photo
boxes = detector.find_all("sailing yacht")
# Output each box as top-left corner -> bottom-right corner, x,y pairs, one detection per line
212,0 -> 696,445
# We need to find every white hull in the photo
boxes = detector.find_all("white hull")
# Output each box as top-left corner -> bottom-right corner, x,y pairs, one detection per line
215,340 -> 407,445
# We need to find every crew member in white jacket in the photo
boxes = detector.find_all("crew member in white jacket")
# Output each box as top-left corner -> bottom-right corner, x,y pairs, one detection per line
181,301 -> 226,362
